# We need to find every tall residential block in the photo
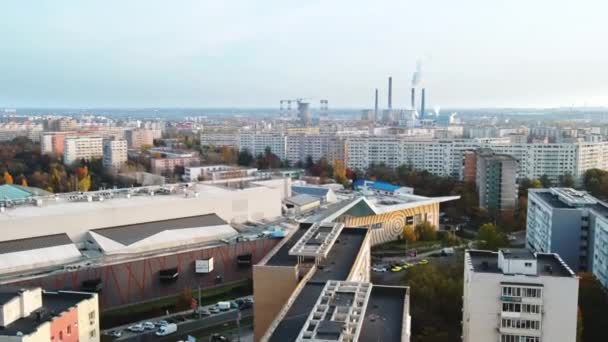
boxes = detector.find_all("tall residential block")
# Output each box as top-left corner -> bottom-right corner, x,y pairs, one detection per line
527,187 -> 608,288
125,128 -> 156,149
476,150 -> 518,212
463,249 -> 578,342
102,139 -> 128,169
63,136 -> 103,165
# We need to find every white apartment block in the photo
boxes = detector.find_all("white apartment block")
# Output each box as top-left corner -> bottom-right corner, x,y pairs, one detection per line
285,134 -> 344,164
63,136 -> 103,165
238,132 -> 286,160
345,137 -> 608,182
463,249 -> 579,342
200,132 -> 239,148
102,139 -> 128,169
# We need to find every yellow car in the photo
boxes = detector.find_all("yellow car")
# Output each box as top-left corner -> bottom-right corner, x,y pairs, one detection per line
390,266 -> 403,272
402,263 -> 414,269
418,259 -> 429,265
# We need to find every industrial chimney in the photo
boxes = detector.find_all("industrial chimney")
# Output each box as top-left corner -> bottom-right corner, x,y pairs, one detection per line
374,88 -> 379,122
388,77 -> 392,110
420,88 -> 426,120
411,87 -> 415,110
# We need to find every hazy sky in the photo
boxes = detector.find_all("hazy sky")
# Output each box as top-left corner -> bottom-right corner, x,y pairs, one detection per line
1,0 -> 607,108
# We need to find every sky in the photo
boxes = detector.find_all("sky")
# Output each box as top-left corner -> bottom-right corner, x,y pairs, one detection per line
1,0 -> 608,109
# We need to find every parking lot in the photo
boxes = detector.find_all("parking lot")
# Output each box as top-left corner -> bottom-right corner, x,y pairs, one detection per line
102,296 -> 253,341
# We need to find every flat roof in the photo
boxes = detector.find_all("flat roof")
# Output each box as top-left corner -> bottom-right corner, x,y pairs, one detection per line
0,233 -> 74,255
467,250 -> 574,277
534,191 -> 572,209
266,224 -> 311,266
91,213 -> 227,245
268,228 -> 368,341
359,285 -> 407,342
0,291 -> 94,336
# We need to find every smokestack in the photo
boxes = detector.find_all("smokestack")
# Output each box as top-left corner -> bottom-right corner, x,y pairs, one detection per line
388,77 -> 392,110
420,88 -> 426,120
374,88 -> 378,121
411,88 -> 415,110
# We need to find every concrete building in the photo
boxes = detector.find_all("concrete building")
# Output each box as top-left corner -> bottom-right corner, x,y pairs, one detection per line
291,184 -> 337,204
102,139 -> 127,169
285,134 -> 344,164
463,249 -> 578,342
183,165 -> 258,182
527,187 -> 608,288
0,180 -> 287,310
125,128 -> 157,149
200,131 -> 239,148
476,150 -> 518,212
0,287 -> 99,342
150,156 -> 200,174
239,133 -> 287,160
255,222 -> 411,342
63,136 -> 103,165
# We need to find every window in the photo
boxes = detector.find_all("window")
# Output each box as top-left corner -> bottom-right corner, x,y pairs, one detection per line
525,262 -> 532,267
59,331 -> 63,340
89,310 -> 96,322
90,329 -> 97,338
66,325 -> 71,335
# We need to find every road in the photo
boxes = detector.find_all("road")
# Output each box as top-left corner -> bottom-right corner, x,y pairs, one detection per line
111,308 -> 252,342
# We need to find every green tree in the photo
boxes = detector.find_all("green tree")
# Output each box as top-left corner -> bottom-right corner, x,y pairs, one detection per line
237,148 -> 253,166
415,221 -> 437,241
475,223 -> 509,251
559,172 -> 576,188
539,174 -> 552,188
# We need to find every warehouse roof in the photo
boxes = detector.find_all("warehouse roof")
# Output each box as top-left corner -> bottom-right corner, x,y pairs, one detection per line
91,214 -> 228,245
0,233 -> 74,255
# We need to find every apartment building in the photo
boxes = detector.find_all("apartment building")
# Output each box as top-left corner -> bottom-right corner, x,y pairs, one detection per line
0,287 -> 99,342
285,134 -> 344,164
238,133 -> 286,160
102,139 -> 128,169
125,128 -> 159,149
200,131 -> 239,148
63,136 -> 103,165
345,137 -> 608,182
476,150 -> 518,212
150,156 -> 200,174
527,187 -> 608,288
463,249 -> 578,342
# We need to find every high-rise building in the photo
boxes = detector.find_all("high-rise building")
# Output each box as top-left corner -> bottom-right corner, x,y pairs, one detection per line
476,149 -> 518,212
63,136 -> 103,165
125,128 -> 156,149
526,187 -> 608,288
102,138 -> 128,169
463,249 -> 579,342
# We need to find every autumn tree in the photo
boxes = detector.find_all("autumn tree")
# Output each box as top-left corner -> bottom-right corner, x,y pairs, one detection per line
403,225 -> 417,242
76,166 -> 91,192
20,176 -> 27,187
415,221 -> 437,241
2,171 -> 13,185
333,159 -> 347,185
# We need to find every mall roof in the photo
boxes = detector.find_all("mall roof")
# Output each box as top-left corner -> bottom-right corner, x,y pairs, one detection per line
90,214 -> 230,245
292,186 -> 331,198
0,233 -> 74,255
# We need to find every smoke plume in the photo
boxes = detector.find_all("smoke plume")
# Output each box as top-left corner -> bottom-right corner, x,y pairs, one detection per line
411,60 -> 423,86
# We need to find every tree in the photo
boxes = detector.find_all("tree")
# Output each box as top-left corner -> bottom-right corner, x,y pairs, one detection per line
559,172 -> 576,188
578,272 -> 608,342
20,176 -> 27,187
539,174 -> 552,188
77,166 -> 91,192
237,148 -> 253,166
403,225 -> 417,242
415,221 -> 437,241
2,171 -> 13,185
333,159 -> 347,185
530,179 -> 543,189
475,223 -> 509,251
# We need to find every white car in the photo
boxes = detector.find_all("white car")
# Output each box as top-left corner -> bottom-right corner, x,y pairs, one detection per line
372,267 -> 387,272
110,330 -> 122,338
128,324 -> 145,332
142,322 -> 155,330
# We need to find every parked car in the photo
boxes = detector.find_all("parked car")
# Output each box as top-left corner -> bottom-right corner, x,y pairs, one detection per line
210,306 -> 221,314
230,301 -> 238,309
217,301 -> 231,311
372,266 -> 386,272
155,320 -> 169,327
142,322 -> 155,330
239,301 -> 252,310
390,266 -> 403,272
155,323 -> 177,336
418,259 -> 429,265
110,330 -> 122,338
128,324 -> 145,332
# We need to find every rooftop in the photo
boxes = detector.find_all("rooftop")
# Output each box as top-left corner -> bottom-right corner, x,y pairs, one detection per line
0,291 -> 94,336
292,186 -> 331,198
359,286 -> 408,342
90,213 -> 229,245
467,249 -> 575,277
266,224 -> 311,267
0,233 -> 74,255
286,194 -> 320,207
